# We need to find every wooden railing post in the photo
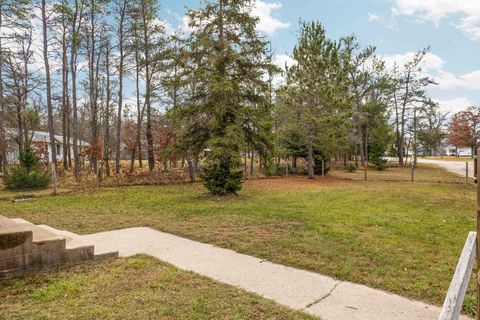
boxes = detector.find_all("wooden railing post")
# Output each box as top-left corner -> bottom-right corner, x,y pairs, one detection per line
438,232 -> 477,320
466,162 -> 469,184
476,148 -> 480,320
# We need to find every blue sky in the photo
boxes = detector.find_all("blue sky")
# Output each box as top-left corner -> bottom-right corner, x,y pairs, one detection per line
160,0 -> 480,114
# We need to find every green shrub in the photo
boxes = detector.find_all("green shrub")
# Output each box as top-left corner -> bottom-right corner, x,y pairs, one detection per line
345,163 -> 357,173
3,147 -> 51,190
314,157 -> 330,175
371,156 -> 388,171
4,166 -> 51,190
202,152 -> 243,195
288,167 -> 307,175
19,147 -> 40,172
265,162 -> 285,177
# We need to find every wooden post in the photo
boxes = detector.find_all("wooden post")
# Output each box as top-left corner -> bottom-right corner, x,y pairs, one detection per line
51,163 -> 57,196
411,159 -> 415,182
322,159 -> 325,178
157,164 -> 160,185
476,148 -> 480,320
466,162 -> 469,184
285,161 -> 288,178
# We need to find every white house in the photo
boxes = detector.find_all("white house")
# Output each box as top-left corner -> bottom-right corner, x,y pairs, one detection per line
5,129 -> 89,164
444,145 -> 473,157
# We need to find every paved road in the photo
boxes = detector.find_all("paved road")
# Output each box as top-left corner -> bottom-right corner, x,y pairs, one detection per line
418,159 -> 474,178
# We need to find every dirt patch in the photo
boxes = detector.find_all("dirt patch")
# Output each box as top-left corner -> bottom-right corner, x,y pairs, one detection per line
179,215 -> 304,247
243,175 -> 346,191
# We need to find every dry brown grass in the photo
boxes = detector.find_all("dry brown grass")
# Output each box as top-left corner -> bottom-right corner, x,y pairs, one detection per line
0,256 -> 316,320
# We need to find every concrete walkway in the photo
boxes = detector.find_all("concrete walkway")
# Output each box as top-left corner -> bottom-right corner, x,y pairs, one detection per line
78,227 -> 463,320
418,159 -> 473,177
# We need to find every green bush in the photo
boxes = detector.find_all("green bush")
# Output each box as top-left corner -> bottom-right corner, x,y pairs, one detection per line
266,162 -> 285,177
4,166 -> 51,190
288,167 -> 307,175
19,147 -> 40,172
345,163 -> 357,173
3,147 -> 51,190
371,156 -> 388,171
202,152 -> 243,195
314,157 -> 330,175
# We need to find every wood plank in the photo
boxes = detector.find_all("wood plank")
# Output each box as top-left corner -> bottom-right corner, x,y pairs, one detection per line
438,231 -> 477,320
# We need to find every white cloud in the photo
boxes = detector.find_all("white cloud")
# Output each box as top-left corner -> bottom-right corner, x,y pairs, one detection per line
434,97 -> 475,113
368,13 -> 381,22
252,1 -> 290,35
273,54 -> 296,70
175,1 -> 290,36
436,70 -> 480,90
270,54 -> 296,87
381,51 -> 480,95
180,15 -> 194,34
382,52 -> 445,72
392,0 -> 480,40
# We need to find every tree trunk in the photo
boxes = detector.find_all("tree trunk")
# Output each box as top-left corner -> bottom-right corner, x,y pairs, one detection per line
41,0 -> 57,169
67,104 -> 72,168
0,6 -> 5,173
398,136 -> 404,165
135,38 -> 143,169
16,97 -> 24,151
358,127 -> 365,165
143,30 -> 154,171
115,4 -> 126,175
249,149 -> 254,177
89,0 -> 98,175
307,126 -> 314,179
61,13 -> 69,170
365,125 -> 369,164
71,4 -> 81,181
186,152 -> 196,182
129,148 -> 136,173
104,43 -> 111,177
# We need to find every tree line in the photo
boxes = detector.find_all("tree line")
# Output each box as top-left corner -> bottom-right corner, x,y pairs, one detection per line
0,0 -> 461,194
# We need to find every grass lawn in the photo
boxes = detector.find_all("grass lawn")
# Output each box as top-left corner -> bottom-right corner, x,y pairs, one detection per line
0,255 -> 315,320
0,164 -> 477,314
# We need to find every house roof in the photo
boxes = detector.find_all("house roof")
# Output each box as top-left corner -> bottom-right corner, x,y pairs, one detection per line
5,128 -> 89,147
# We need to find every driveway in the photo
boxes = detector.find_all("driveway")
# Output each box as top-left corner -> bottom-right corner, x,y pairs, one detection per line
418,159 -> 474,177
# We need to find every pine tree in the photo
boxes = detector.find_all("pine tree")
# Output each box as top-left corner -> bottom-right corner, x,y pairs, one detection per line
178,0 -> 274,195
281,21 -> 347,179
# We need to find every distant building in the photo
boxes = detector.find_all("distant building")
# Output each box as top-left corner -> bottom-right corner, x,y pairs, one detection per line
5,129 -> 89,164
444,145 -> 473,157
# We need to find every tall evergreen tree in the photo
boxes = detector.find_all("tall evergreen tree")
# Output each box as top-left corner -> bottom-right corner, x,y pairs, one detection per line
281,21 -> 347,179
178,0 -> 274,195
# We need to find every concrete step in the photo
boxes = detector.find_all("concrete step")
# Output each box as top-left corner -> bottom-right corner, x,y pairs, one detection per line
36,225 -> 118,259
0,215 -> 118,279
37,225 -> 94,250
0,215 -> 19,228
1,224 -> 66,246
10,218 -> 34,225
